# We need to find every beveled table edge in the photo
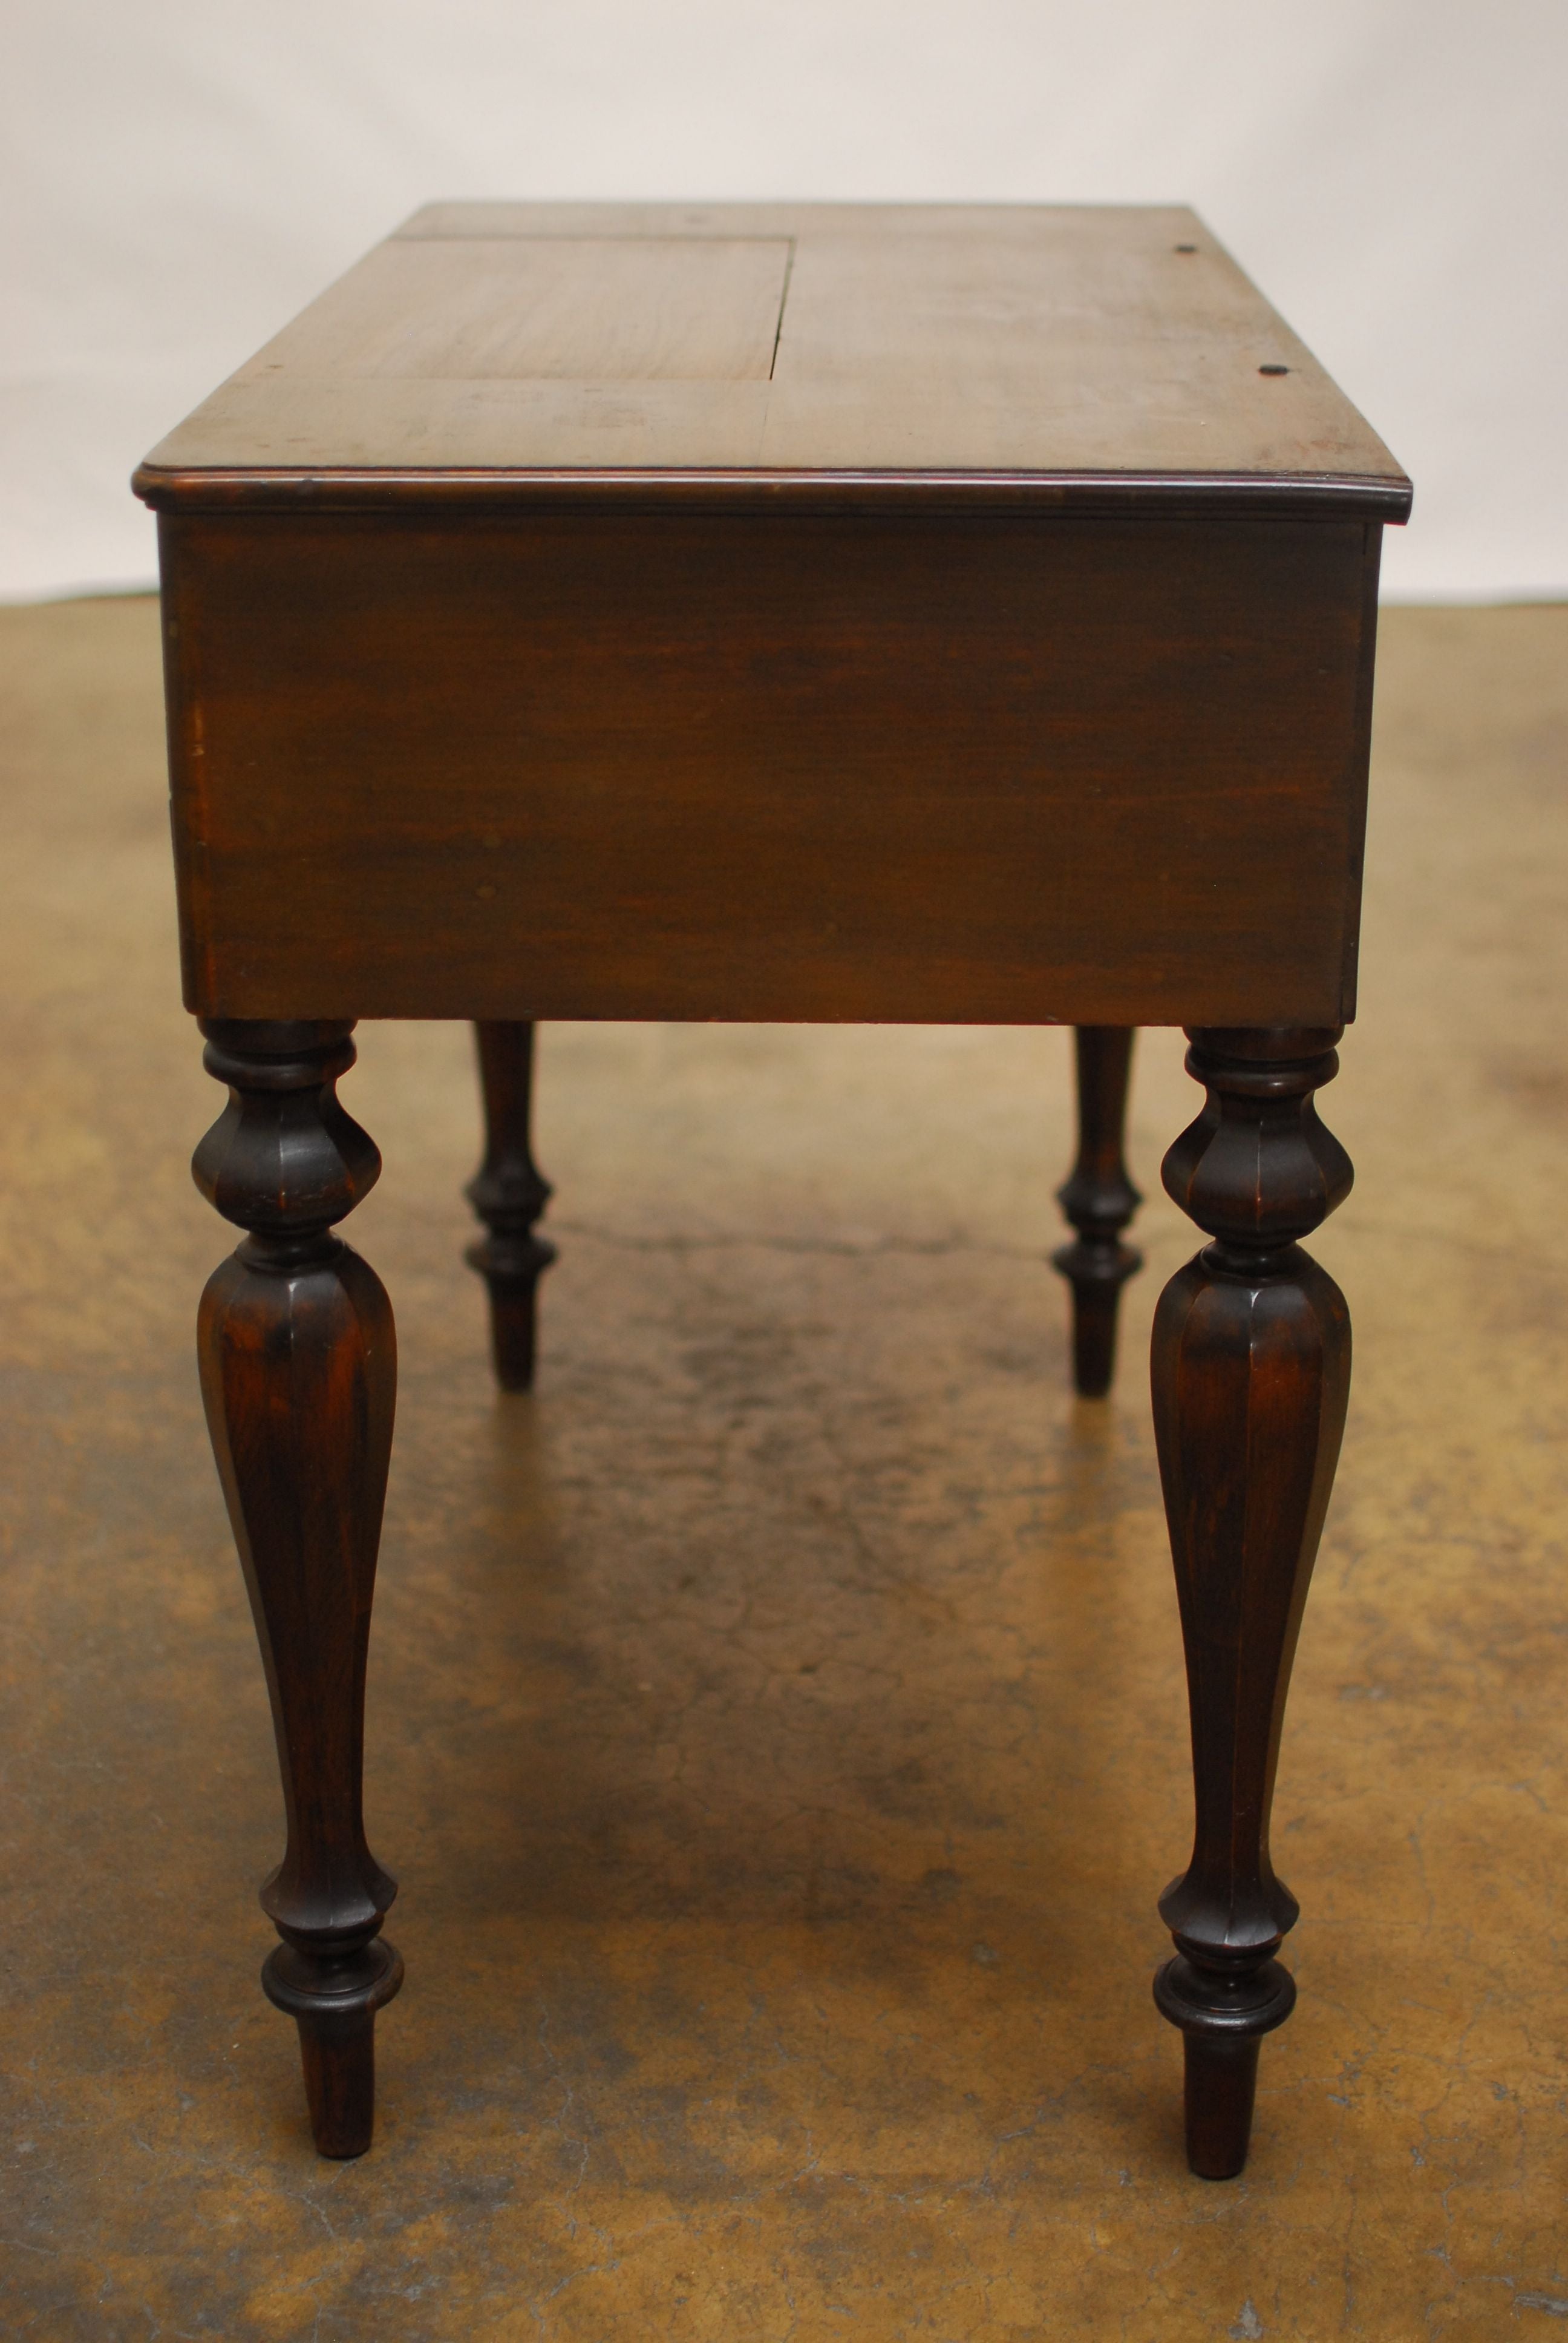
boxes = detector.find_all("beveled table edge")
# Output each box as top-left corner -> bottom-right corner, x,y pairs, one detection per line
131,464 -> 1413,523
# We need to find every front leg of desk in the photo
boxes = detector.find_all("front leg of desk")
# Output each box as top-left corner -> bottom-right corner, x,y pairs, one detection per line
192,1018 -> 403,2158
1151,1025 -> 1353,2178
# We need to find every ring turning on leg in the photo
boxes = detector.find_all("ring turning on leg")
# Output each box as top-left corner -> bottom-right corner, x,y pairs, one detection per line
1149,1026 -> 1353,2178
193,1018 -> 402,2158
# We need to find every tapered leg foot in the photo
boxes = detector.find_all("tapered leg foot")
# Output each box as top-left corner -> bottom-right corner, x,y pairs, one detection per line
1154,1951 -> 1295,2178
1180,2036 -> 1260,2181
1053,1027 -> 1142,1396
264,1938 -> 405,2158
194,1019 -> 402,2157
466,1260 -> 550,1391
298,2013 -> 377,2162
1054,1251 -> 1138,1398
467,1021 -> 555,1391
1150,1026 -> 1353,2177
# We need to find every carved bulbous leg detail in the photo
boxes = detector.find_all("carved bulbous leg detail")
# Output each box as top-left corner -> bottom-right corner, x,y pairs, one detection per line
194,1018 -> 402,2158
466,1021 -> 556,1391
1149,1026 -> 1353,2179
1053,1027 -> 1142,1396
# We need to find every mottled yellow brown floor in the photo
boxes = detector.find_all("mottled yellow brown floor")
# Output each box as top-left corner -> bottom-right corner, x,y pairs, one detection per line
1,597 -> 1566,2339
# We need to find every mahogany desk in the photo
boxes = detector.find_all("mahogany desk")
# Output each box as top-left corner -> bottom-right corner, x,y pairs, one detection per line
134,203 -> 1410,2180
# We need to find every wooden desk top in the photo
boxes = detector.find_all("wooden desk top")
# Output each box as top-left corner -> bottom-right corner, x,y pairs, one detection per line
135,203 -> 1409,520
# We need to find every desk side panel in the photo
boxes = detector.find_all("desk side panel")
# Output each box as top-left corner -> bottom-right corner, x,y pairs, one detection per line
158,510 -> 1378,1027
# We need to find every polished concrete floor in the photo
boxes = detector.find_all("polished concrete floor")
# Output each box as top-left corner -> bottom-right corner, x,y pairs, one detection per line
1,597 -> 1566,2339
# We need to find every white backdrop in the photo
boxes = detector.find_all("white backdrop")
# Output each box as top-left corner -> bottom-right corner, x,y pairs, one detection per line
6,0 -> 1565,602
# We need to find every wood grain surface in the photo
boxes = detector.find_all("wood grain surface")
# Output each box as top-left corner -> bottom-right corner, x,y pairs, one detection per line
134,204 -> 1410,518
157,506 -> 1382,1027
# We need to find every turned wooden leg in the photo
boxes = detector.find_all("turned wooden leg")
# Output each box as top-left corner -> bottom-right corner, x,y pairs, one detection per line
466,1020 -> 556,1391
1053,1026 -> 1142,1395
1150,1026 -> 1353,2178
193,1018 -> 402,2158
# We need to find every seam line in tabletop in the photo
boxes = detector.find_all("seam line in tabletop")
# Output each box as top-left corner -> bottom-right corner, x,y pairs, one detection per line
769,240 -> 797,383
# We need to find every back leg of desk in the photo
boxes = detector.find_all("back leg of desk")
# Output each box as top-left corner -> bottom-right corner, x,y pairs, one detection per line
1053,1027 -> 1143,1396
466,1021 -> 557,1391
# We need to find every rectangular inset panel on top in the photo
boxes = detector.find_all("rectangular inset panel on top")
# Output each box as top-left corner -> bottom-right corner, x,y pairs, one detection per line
235,236 -> 794,383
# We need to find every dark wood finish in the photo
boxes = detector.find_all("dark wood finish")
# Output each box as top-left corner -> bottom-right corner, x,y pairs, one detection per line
150,509 -> 1383,1028
466,1020 -> 555,1391
134,205 -> 1407,2171
193,1019 -> 402,2158
1053,1027 -> 1142,1396
1149,1026 -> 1353,2178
